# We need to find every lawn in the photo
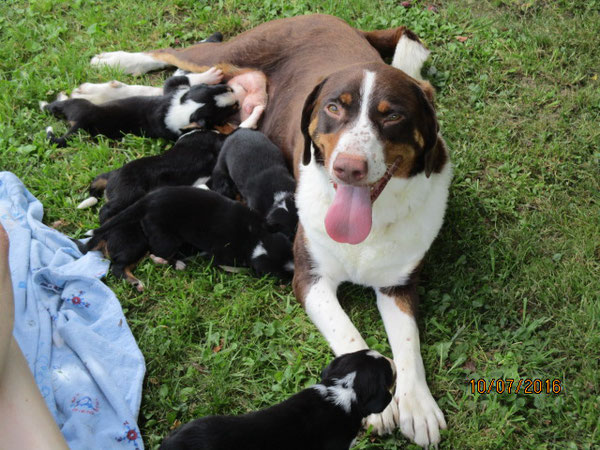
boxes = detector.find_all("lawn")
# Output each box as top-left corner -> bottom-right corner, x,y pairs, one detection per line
1,0 -> 599,448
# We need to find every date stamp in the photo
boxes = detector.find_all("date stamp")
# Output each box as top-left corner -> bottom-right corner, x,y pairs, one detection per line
469,378 -> 562,395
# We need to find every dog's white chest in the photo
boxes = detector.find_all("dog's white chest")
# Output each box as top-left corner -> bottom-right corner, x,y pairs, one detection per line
296,160 -> 452,287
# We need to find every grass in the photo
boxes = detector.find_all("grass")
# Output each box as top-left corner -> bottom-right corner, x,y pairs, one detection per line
1,0 -> 599,448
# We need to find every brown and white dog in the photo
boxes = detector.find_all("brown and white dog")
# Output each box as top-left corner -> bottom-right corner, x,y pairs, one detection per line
84,14 -> 451,447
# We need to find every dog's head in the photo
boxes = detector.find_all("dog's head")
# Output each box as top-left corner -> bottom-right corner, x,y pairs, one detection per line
250,230 -> 294,279
300,62 -> 446,244
183,84 -> 239,130
317,349 -> 396,417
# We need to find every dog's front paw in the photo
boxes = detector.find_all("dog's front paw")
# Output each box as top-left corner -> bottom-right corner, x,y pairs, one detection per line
395,384 -> 446,447
363,398 -> 399,435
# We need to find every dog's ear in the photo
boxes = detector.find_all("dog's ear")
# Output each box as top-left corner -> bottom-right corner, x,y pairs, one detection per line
412,82 -> 441,178
301,78 -> 327,165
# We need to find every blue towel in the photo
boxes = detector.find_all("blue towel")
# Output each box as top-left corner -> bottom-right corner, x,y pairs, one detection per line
0,172 -> 146,450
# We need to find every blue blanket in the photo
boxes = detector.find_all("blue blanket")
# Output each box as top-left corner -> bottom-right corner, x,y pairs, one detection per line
0,172 -> 146,449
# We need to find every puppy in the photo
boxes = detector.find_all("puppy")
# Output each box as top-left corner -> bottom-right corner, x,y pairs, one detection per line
78,129 -> 227,224
82,186 -> 294,291
43,74 -> 238,147
77,101 -> 266,224
211,129 -> 298,239
160,349 -> 396,450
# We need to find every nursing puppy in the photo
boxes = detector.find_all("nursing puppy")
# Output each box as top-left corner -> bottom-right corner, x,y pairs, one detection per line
78,101 -> 266,224
211,129 -> 298,239
79,129 -> 227,223
43,74 -> 238,147
83,186 -> 294,291
160,349 -> 396,450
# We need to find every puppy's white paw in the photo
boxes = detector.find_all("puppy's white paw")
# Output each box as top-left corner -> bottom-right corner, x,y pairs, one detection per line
175,260 -> 186,271
77,196 -> 98,209
39,101 -> 48,111
202,67 -> 223,85
363,397 -> 399,435
395,384 -> 446,447
57,91 -> 68,101
149,254 -> 168,265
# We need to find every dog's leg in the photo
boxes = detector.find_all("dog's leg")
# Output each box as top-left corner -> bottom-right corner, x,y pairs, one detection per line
293,230 -> 368,355
302,278 -> 368,355
238,104 -> 265,129
91,51 -> 171,76
365,287 -> 446,446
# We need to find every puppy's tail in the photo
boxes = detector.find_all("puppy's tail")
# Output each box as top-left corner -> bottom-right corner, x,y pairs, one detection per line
77,172 -> 111,209
69,237 -> 89,254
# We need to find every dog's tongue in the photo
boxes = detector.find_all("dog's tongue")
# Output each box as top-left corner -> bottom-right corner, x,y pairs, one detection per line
325,185 -> 372,244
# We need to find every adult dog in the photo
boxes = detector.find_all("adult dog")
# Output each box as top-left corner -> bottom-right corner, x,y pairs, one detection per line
90,14 -> 451,446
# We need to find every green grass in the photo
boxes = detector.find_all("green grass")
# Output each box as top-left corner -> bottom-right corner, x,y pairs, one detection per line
1,0 -> 599,448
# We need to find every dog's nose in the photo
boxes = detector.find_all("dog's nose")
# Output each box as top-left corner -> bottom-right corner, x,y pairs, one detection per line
333,153 -> 368,184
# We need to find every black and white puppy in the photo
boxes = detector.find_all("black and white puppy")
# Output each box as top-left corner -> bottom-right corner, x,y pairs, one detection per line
210,129 -> 298,239
160,349 -> 396,450
78,129 -> 227,224
82,186 -> 294,291
43,75 -> 238,147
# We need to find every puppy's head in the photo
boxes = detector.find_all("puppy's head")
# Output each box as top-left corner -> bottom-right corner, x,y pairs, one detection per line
249,230 -> 294,279
265,192 -> 298,240
319,349 -> 396,417
185,84 -> 240,128
300,62 -> 446,244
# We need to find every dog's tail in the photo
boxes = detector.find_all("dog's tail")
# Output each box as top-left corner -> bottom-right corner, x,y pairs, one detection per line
77,173 -> 111,209
83,197 -> 147,253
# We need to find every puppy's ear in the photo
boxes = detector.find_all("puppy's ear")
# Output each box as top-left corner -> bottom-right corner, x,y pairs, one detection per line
355,369 -> 393,416
301,78 -> 327,165
360,389 -> 392,416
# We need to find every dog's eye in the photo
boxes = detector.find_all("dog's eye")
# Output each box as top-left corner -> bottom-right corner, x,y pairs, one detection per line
384,113 -> 403,124
325,103 -> 341,116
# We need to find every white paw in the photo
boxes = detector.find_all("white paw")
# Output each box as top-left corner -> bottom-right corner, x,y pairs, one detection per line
363,382 -> 446,447
57,91 -> 68,101
395,384 -> 446,447
149,254 -> 168,265
77,196 -> 98,209
39,101 -> 48,112
175,260 -> 186,271
363,397 -> 399,435
187,66 -> 224,85
203,67 -> 223,84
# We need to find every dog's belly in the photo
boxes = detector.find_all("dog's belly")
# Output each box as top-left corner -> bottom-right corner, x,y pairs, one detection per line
297,159 -> 453,287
